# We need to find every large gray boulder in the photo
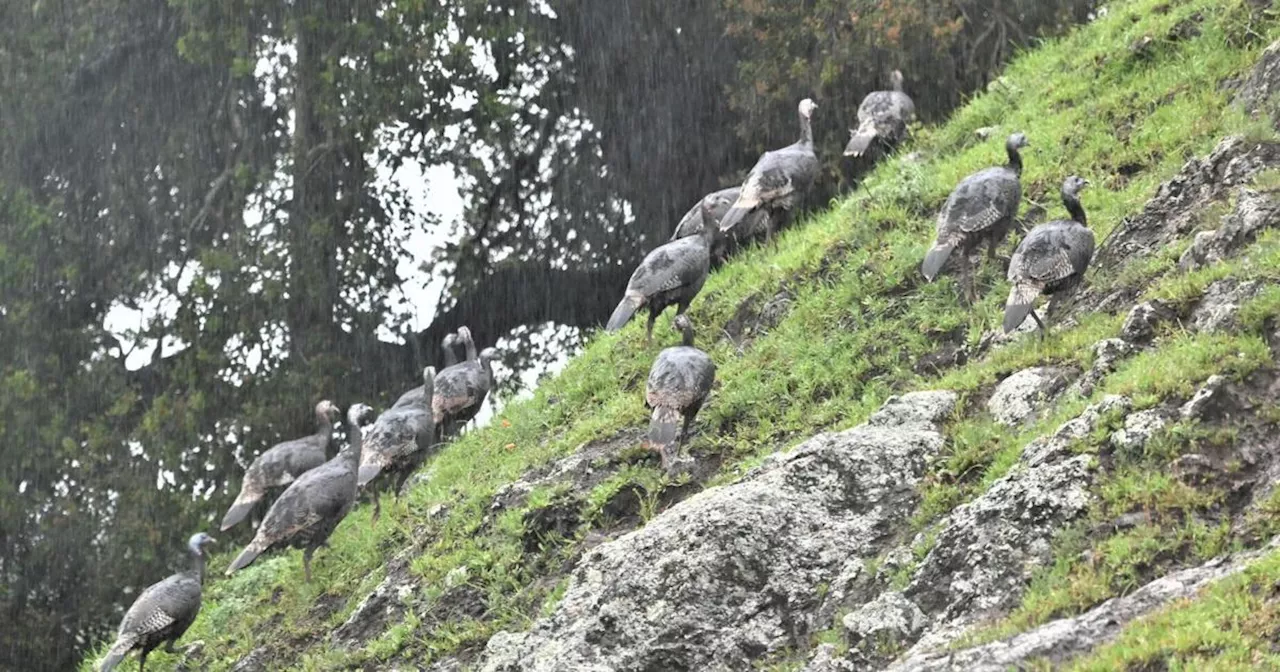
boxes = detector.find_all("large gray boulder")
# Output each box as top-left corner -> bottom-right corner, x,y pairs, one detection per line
986,367 -> 1073,426
479,391 -> 958,672
889,538 -> 1279,671
903,397 -> 1127,650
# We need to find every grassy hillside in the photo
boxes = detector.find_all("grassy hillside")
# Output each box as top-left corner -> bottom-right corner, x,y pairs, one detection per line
84,0 -> 1280,668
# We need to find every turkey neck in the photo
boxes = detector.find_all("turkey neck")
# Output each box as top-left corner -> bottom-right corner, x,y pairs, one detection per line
190,546 -> 206,584
1063,191 -> 1087,226
340,419 -> 364,468
315,409 -> 335,444
462,335 -> 478,363
798,112 -> 813,147
1005,144 -> 1023,176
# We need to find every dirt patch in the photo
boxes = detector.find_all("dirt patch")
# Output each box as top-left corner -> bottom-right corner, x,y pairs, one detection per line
723,286 -> 794,347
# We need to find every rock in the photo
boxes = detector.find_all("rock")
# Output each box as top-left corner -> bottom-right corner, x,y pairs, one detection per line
334,557 -> 417,647
904,399 -> 1122,648
843,592 -> 927,649
1172,453 -> 1219,486
1177,229 -> 1220,271
1109,409 -> 1168,452
1093,339 -> 1134,373
478,391 -> 958,672
1192,280 -> 1263,332
1180,374 -> 1228,419
986,367 -> 1072,426
230,648 -> 269,672
1237,39 -> 1280,131
889,541 -> 1277,671
1070,338 -> 1135,397
875,546 -> 916,583
1120,301 -> 1173,343
1179,191 -> 1280,271
803,643 -> 856,672
1095,136 -> 1280,274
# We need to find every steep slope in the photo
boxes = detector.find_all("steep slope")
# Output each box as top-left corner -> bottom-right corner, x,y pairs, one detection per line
83,0 -> 1280,669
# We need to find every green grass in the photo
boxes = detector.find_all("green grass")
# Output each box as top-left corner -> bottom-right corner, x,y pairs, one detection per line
1062,547 -> 1280,670
82,0 -> 1280,668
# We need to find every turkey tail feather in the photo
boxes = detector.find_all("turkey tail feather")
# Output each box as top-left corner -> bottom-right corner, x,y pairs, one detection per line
99,635 -> 135,672
606,295 -> 642,332
718,205 -> 752,233
357,464 -> 382,488
844,130 -> 876,157
220,499 -> 257,531
225,544 -> 263,576
1003,283 -> 1042,333
647,406 -> 681,469
921,244 -> 955,281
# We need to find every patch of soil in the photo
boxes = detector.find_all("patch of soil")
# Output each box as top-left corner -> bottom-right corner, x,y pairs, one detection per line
914,328 -> 969,377
723,286 -> 794,347
523,494 -> 584,553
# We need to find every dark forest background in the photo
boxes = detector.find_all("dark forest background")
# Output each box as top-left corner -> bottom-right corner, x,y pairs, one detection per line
0,1 -> 1092,668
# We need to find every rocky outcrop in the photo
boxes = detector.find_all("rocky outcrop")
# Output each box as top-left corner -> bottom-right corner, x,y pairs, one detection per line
479,391 -> 957,672
888,538 -> 1280,672
902,398 -> 1124,649
1096,137 -> 1280,274
1120,301 -> 1173,343
1109,408 -> 1168,452
1237,37 -> 1280,131
842,592 -> 928,666
986,367 -> 1073,426
1191,279 -> 1263,332
1179,191 -> 1280,272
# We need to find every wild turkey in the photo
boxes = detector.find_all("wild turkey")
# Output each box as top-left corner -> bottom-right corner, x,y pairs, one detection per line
606,201 -> 715,340
99,533 -> 215,672
441,332 -> 461,368
220,400 -> 339,531
645,314 -> 716,470
358,367 -> 436,522
718,98 -> 820,239
922,132 -> 1029,301
671,186 -> 772,265
226,403 -> 375,582
1004,176 -> 1095,337
433,330 -> 497,440
391,333 -> 457,410
844,70 -> 916,158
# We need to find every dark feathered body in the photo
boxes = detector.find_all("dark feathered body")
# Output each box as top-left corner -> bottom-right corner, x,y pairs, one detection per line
221,401 -> 337,531
226,405 -> 372,582
845,74 -> 915,157
100,574 -> 201,672
432,347 -> 495,440
605,231 -> 712,339
1004,177 -> 1095,334
358,369 -> 436,508
719,98 -> 820,236
100,534 -> 213,672
922,134 -> 1028,299
645,317 -> 716,469
672,187 -> 772,265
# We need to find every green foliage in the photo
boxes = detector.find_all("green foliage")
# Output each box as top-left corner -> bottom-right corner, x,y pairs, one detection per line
72,0 -> 1280,669
720,0 -> 1094,194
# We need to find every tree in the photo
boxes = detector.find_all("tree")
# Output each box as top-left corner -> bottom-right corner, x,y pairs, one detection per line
719,0 -> 1095,194
0,1 -> 1093,668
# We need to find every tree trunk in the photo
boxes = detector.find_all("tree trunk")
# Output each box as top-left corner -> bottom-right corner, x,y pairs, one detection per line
287,4 -> 342,359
